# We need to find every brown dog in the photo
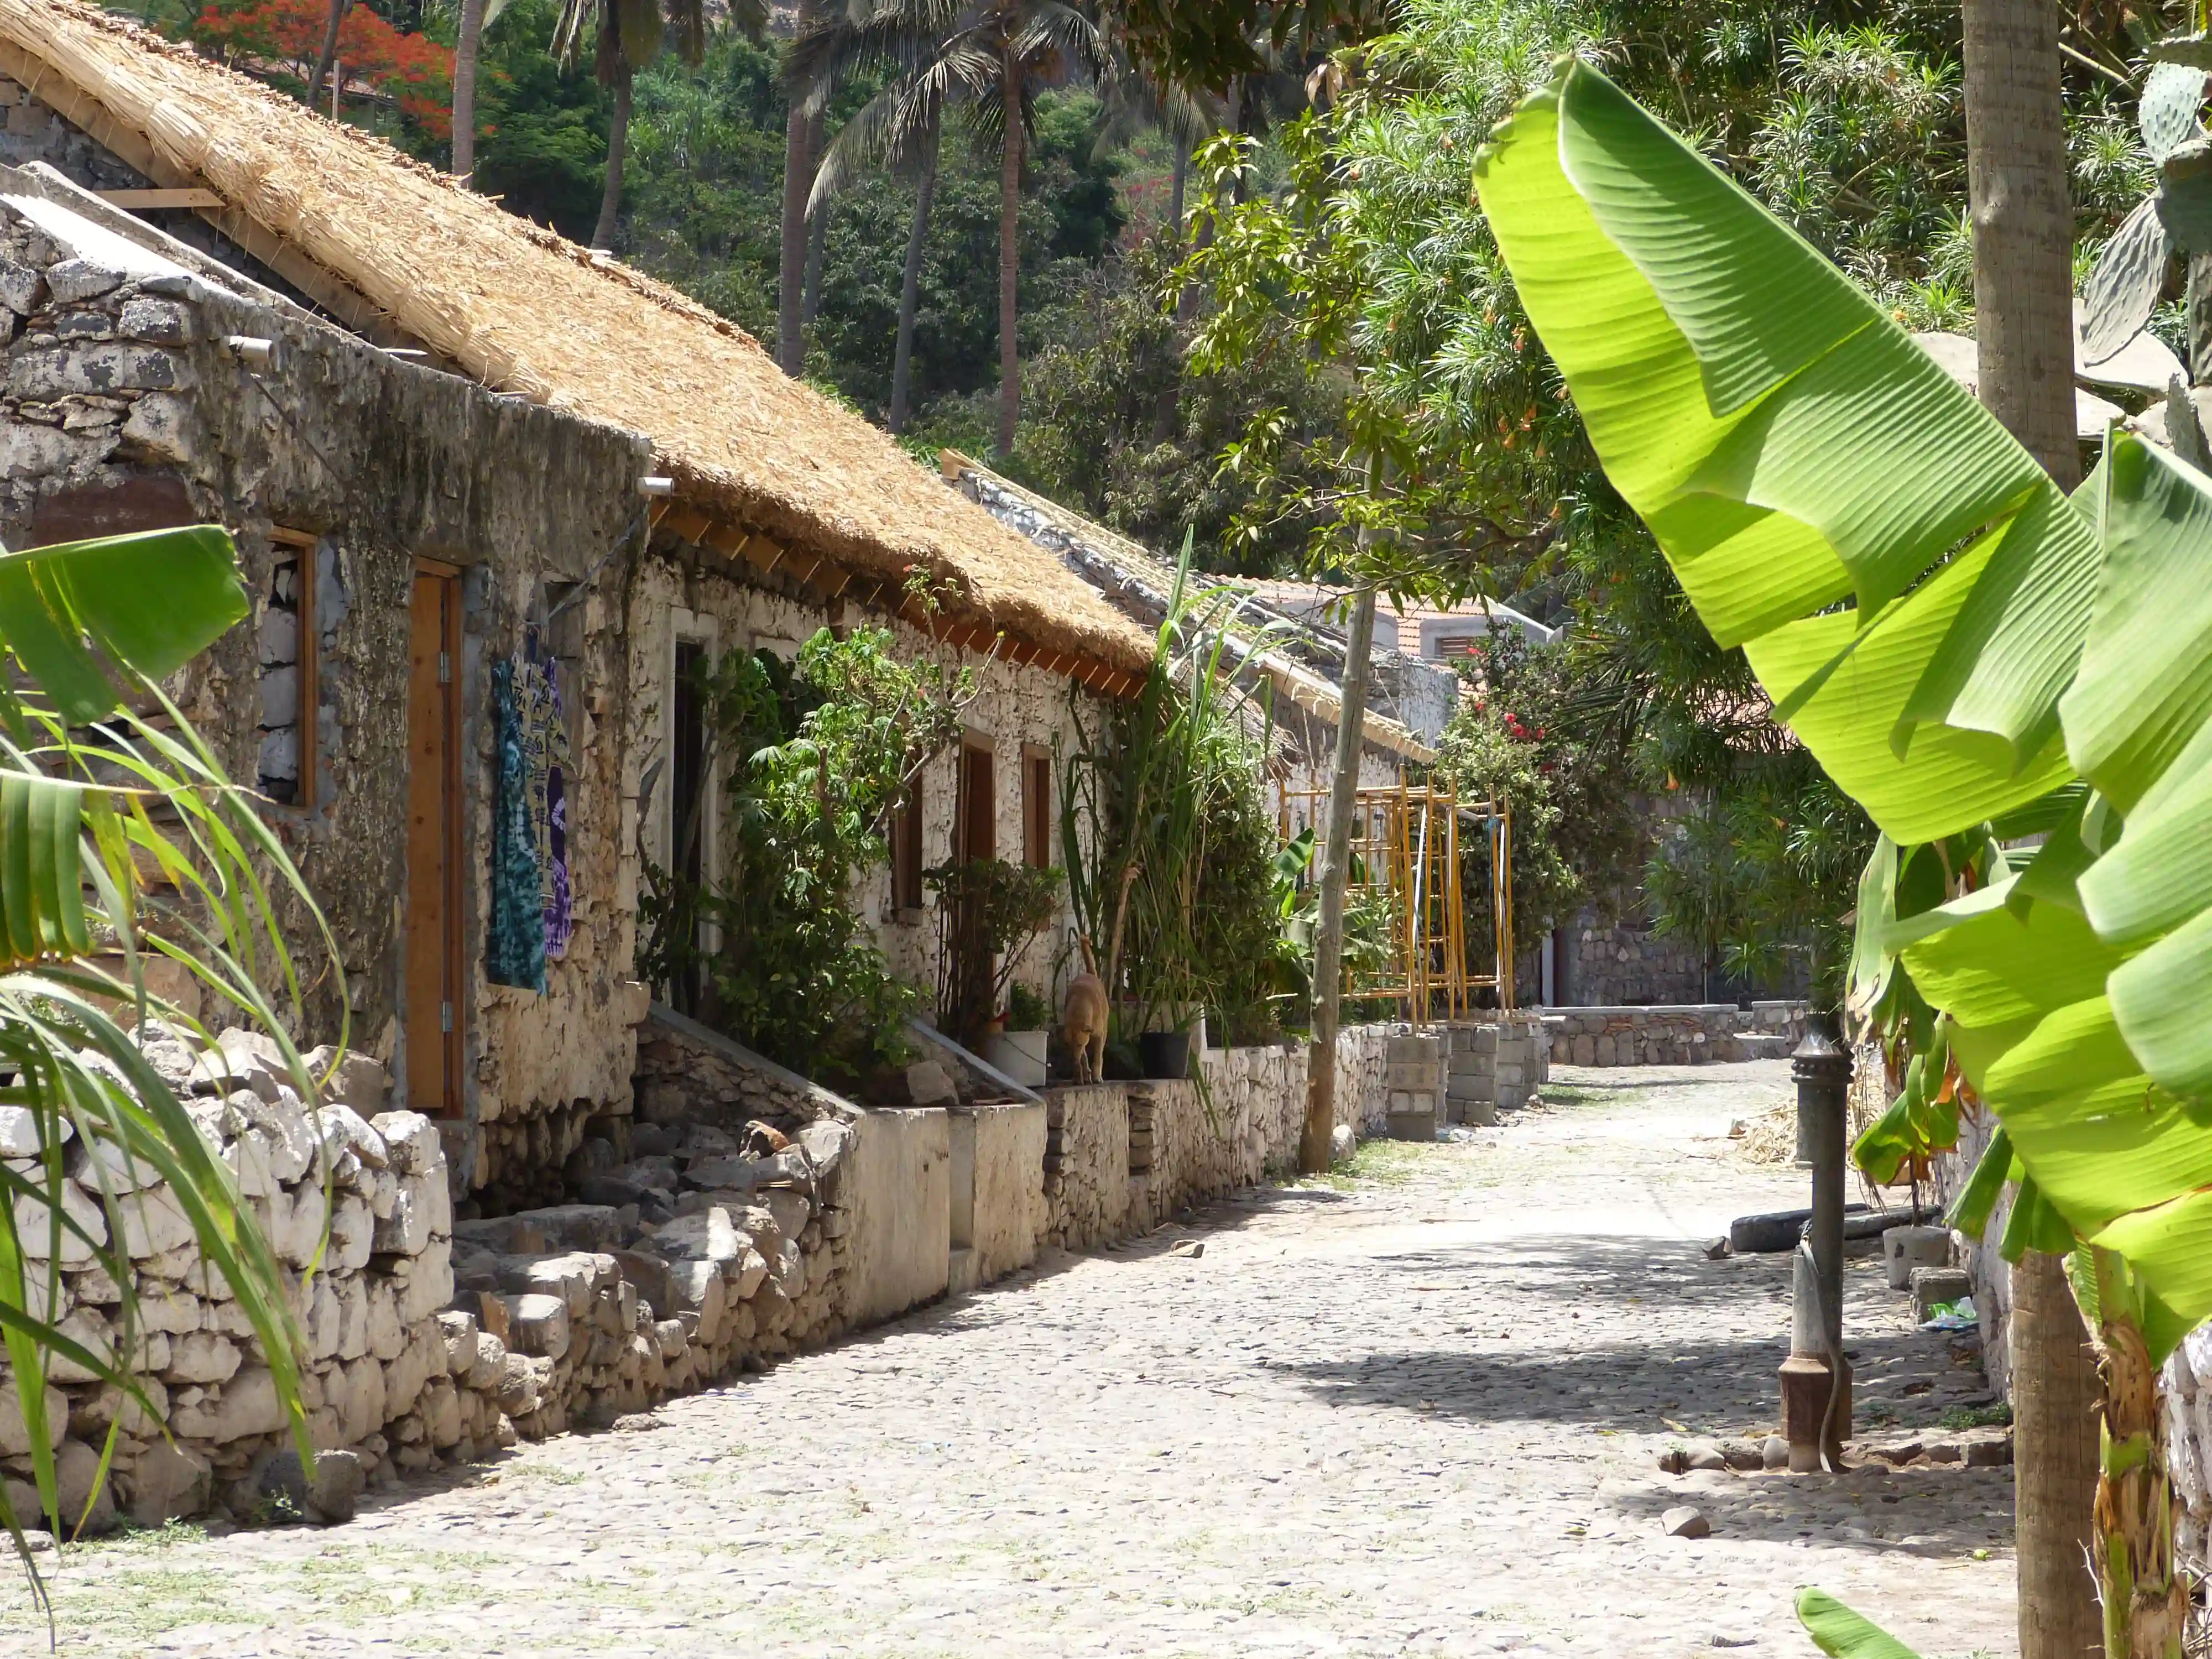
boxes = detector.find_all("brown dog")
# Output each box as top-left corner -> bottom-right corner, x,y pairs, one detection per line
1062,937 -> 1108,1084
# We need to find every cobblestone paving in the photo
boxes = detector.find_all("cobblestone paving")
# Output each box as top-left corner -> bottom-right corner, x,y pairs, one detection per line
4,1062 -> 2017,1657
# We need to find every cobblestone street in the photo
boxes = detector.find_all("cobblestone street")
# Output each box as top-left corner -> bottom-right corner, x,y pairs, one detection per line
3,1062 -> 2017,1658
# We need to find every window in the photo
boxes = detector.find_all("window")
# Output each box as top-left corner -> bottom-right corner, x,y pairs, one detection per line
261,526 -> 320,808
891,774 -> 924,912
1022,749 -> 1052,868
957,738 -> 995,863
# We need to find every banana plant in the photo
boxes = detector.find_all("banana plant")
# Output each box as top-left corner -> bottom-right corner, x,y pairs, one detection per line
1475,56 -> 2212,1657
0,523 -> 331,1590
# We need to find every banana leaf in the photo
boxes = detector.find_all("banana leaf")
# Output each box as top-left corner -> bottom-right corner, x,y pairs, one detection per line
1474,61 -> 2093,844
1796,1589 -> 1924,1659
1474,58 -> 2212,1356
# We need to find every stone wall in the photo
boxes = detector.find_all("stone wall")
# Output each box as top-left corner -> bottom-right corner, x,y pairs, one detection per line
2165,1329 -> 2212,1574
1543,1002 -> 1807,1067
0,170 -> 656,1207
0,1024 -> 476,1534
0,1011 -> 890,1536
1040,1024 -> 1431,1250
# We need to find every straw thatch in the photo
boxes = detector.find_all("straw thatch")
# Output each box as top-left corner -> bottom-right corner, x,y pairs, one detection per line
942,452 -> 1440,763
0,0 -> 1153,676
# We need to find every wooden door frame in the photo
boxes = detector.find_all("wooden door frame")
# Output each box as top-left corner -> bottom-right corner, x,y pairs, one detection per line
409,559 -> 466,1114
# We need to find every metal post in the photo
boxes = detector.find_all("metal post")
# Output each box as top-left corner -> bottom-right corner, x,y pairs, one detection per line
1780,1017 -> 1853,1472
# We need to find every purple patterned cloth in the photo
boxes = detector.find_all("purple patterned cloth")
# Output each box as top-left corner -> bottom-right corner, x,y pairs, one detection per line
516,655 -> 575,961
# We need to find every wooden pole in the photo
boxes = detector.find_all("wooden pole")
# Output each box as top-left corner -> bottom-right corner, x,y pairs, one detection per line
1298,582 -> 1378,1174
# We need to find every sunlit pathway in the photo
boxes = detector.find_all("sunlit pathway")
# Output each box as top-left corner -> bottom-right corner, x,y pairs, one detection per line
4,1061 -> 2016,1658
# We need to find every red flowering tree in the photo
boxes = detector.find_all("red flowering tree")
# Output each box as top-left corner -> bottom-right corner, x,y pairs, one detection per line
191,0 -> 453,138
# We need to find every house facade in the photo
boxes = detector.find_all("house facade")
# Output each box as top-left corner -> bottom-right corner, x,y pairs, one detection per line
1,0 -> 1151,1211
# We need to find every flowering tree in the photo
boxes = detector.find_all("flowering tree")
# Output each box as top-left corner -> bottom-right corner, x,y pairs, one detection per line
191,0 -> 455,137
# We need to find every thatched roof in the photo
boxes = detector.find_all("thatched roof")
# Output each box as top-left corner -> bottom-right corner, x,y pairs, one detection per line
942,452 -> 1440,764
0,0 -> 1153,680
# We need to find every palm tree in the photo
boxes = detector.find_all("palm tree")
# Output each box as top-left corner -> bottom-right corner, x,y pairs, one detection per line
778,0 -> 838,376
554,0 -> 758,252
792,0 -> 965,431
1955,3 -> 2104,1653
974,0 -> 1107,456
796,1 -> 1103,451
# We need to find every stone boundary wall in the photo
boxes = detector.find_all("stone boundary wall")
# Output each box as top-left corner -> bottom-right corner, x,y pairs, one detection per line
1042,1022 -> 1501,1250
0,1023 -> 483,1534
1543,1002 -> 1807,1067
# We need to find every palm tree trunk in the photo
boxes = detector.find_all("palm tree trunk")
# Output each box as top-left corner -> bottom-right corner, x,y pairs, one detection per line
449,0 -> 486,183
1960,4 -> 2105,1651
1154,144 -> 1193,444
889,132 -> 940,437
591,74 -> 632,252
777,101 -> 818,377
1966,0 -> 2112,1631
802,192 -> 831,332
2011,1250 -> 2107,1658
1964,0 -> 2079,490
995,54 -> 1023,459
307,0 -> 351,109
1299,580 -> 1378,1174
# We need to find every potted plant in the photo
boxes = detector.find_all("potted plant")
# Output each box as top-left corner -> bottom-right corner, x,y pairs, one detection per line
989,981 -> 1054,1087
926,857 -> 1064,1055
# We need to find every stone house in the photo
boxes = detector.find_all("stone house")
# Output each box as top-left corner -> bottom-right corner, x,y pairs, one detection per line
0,0 -> 1155,1209
0,0 -> 1548,1537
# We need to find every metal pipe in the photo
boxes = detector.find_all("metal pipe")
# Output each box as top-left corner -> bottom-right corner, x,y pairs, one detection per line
1780,1018 -> 1853,1472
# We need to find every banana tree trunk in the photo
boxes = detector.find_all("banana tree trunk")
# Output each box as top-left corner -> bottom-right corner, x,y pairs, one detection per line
450,0 -> 486,183
889,133 -> 940,436
1298,581 -> 1378,1175
2091,1249 -> 2189,1659
995,53 -> 1023,459
591,74 -> 632,252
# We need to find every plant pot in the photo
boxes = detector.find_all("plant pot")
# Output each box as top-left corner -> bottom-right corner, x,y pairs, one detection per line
984,1029 -> 1048,1088
1139,1030 -> 1191,1080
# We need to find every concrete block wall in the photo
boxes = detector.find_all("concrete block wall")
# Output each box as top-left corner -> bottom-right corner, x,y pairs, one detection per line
1444,1016 -> 1551,1124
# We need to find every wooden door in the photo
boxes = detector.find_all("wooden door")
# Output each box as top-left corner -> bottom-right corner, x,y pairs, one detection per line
958,742 -> 995,862
948,740 -> 996,1039
405,565 -> 463,1115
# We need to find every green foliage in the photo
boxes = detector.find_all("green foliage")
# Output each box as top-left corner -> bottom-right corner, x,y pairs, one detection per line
1005,980 -> 1053,1032
1795,1589 -> 1923,1659
924,856 -> 1063,1040
1010,234 -> 1344,576
1433,625 -> 1641,966
1060,557 -> 1298,1044
638,625 -> 969,1081
0,524 -> 330,1571
475,0 -> 625,238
